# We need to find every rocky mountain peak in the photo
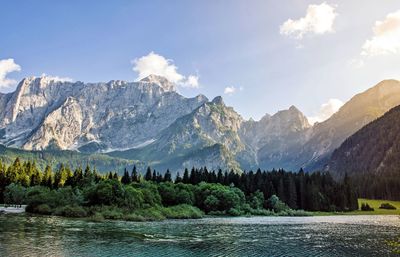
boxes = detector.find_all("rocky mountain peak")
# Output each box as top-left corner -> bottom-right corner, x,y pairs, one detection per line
139,74 -> 176,92
271,106 -> 311,130
211,96 -> 224,105
288,105 -> 300,112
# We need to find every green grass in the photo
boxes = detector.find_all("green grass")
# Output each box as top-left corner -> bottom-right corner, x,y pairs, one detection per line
353,198 -> 400,215
313,198 -> 400,216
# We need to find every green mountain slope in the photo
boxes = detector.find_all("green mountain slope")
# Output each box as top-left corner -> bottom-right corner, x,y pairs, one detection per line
328,104 -> 400,179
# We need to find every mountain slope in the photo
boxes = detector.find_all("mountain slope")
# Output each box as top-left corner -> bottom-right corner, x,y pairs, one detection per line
247,106 -> 311,170
107,96 -> 244,172
328,104 -> 400,179
300,79 -> 400,171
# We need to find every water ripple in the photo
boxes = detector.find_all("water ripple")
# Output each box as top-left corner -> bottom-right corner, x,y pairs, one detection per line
0,214 -> 399,256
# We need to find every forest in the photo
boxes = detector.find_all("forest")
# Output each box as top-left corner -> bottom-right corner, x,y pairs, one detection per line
0,157 -> 358,221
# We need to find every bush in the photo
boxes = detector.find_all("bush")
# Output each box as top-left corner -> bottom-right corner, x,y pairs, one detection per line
207,210 -> 226,216
54,205 -> 87,217
278,209 -> 313,216
87,212 -> 105,222
227,208 -> 243,216
133,207 -> 166,221
25,186 -> 56,210
361,203 -> 374,211
122,186 -> 144,210
379,203 -> 397,210
4,183 -> 26,206
35,204 -> 52,215
99,206 -> 124,219
248,191 -> 264,210
266,195 -> 289,213
248,208 -> 275,216
162,204 -> 204,219
132,182 -> 162,207
123,213 -> 146,222
84,180 -> 124,206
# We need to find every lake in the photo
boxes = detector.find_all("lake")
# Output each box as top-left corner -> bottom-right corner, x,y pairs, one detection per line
0,214 -> 399,256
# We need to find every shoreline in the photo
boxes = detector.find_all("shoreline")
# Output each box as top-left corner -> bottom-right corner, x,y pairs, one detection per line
0,205 -> 26,214
3,209 -> 398,222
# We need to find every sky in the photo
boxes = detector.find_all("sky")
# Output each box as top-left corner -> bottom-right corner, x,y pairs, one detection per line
1,0 -> 400,122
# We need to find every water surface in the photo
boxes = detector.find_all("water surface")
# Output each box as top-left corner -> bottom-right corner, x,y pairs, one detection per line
0,214 -> 399,256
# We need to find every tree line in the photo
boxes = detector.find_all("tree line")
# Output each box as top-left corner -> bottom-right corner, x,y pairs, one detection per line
135,166 -> 358,212
0,157 -> 358,213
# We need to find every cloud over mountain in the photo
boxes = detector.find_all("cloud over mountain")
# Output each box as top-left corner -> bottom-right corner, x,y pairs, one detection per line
308,98 -> 343,124
0,58 -> 21,90
132,52 -> 199,88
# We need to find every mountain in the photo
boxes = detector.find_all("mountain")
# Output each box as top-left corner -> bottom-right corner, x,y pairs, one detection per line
327,104 -> 400,179
107,97 -> 312,172
107,96 -> 245,172
245,106 -> 311,170
1,75 -> 399,174
298,79 -> 400,171
0,75 -> 207,152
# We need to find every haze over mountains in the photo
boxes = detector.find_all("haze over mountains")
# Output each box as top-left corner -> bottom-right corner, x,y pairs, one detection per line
0,75 -> 399,174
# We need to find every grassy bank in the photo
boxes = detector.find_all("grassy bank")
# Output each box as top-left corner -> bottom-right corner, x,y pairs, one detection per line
313,198 -> 400,216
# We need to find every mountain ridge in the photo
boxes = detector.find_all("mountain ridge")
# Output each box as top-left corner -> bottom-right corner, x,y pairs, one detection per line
1,76 -> 399,173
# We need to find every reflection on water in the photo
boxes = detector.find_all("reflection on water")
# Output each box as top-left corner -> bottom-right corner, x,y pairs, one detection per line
0,214 -> 399,257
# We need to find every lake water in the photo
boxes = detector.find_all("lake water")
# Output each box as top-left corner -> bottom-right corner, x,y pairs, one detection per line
0,214 -> 399,256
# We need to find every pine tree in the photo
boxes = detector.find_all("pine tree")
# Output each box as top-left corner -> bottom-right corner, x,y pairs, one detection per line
42,165 -> 53,188
156,172 -> 163,183
73,166 -> 84,186
131,165 -> 139,182
145,167 -> 152,181
84,164 -> 92,177
152,170 -> 157,182
64,165 -> 74,186
108,172 -> 113,180
182,168 -> 189,183
175,172 -> 182,183
277,178 -> 286,203
164,169 -> 172,182
112,172 -> 118,180
121,168 -> 131,184
286,176 -> 298,209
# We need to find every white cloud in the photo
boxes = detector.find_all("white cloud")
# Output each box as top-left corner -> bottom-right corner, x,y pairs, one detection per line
40,73 -> 73,82
280,2 -> 337,39
308,98 -> 343,124
224,86 -> 236,95
132,52 -> 199,88
224,86 -> 243,95
361,10 -> 400,56
0,58 -> 21,90
184,75 -> 199,88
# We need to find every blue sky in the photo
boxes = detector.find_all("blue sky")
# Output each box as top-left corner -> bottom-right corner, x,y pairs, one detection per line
1,1 -> 400,121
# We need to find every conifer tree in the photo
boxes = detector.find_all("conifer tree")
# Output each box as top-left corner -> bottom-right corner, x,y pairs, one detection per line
145,167 -> 152,181
164,169 -> 172,182
121,169 -> 131,184
131,165 -> 139,182
182,168 -> 190,183
42,165 -> 53,188
175,172 -> 182,183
